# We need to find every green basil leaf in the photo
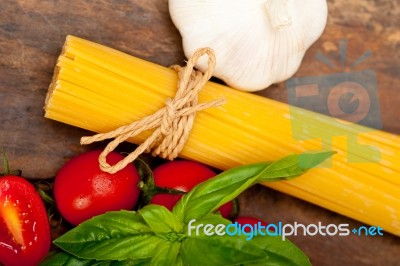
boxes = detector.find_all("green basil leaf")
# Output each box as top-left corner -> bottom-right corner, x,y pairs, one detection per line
174,254 -> 184,266
40,251 -> 95,266
185,213 -> 231,229
184,213 -> 231,240
174,152 -> 334,223
245,235 -> 311,266
173,163 -> 268,223
150,241 -> 181,265
40,251 -> 150,266
181,233 -> 265,265
54,210 -> 166,261
181,214 -> 262,265
182,214 -> 310,266
257,151 -> 335,182
138,204 -> 184,235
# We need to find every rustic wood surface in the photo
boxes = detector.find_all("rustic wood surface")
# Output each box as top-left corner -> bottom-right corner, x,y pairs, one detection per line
1,0 -> 399,265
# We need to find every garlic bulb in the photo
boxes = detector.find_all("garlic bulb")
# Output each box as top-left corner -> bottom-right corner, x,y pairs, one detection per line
169,0 -> 328,91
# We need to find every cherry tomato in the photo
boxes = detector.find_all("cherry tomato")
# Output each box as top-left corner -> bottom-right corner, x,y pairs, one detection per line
149,160 -> 234,219
217,200 -> 234,219
234,216 -> 271,233
54,150 -> 140,225
0,175 -> 50,266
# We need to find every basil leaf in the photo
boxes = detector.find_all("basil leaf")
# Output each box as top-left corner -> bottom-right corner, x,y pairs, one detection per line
257,151 -> 335,182
40,251 -> 95,266
174,254 -> 184,266
184,213 -> 231,240
54,210 -> 166,261
173,163 -> 268,223
138,204 -> 184,235
246,235 -> 311,266
150,241 -> 181,265
181,233 -> 265,265
40,251 -> 150,266
181,214 -> 262,265
174,152 -> 334,223
182,214 -> 310,266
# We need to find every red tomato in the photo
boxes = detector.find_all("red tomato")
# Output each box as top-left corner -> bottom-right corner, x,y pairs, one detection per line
54,150 -> 140,225
149,160 -> 234,219
217,200 -> 234,219
234,216 -> 272,233
0,175 -> 50,266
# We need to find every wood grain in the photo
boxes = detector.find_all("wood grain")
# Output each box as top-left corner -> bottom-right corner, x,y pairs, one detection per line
0,0 -> 399,265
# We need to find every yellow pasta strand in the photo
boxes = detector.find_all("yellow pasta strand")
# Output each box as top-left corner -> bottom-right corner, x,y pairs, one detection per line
45,36 -> 400,235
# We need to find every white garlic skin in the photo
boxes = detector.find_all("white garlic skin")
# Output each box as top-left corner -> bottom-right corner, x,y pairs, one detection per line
169,0 -> 328,92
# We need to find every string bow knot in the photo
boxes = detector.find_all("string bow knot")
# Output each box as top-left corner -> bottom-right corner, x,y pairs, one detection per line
81,48 -> 225,174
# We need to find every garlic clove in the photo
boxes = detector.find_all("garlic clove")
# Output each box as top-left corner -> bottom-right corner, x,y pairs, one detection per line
169,0 -> 328,92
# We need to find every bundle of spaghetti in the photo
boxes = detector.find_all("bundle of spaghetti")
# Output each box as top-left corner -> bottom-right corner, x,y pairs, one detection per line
45,36 -> 400,235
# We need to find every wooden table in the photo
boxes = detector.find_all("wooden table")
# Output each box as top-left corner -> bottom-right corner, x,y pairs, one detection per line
1,1 -> 399,265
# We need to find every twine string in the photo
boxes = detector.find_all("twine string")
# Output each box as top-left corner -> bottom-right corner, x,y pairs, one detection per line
80,48 -> 225,174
